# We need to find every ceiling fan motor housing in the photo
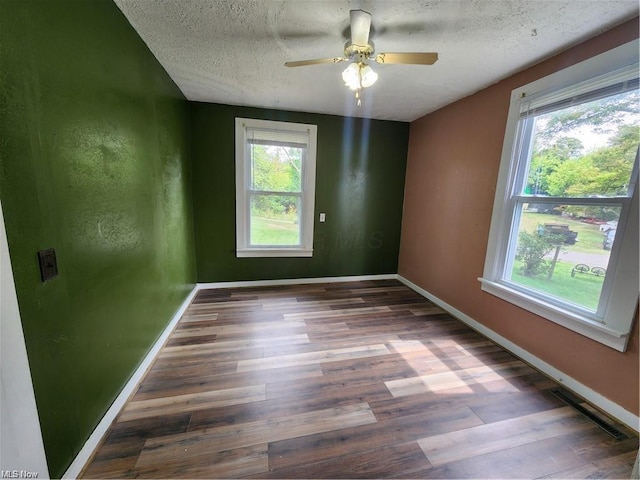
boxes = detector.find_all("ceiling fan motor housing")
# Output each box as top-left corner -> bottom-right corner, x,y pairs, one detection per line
344,41 -> 375,62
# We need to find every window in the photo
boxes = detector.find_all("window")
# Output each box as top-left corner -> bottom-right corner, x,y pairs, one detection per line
481,40 -> 639,351
235,118 -> 317,257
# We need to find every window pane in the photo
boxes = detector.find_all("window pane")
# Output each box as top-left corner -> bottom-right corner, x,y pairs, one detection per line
250,144 -> 302,193
506,204 -> 621,312
249,194 -> 301,246
523,89 -> 639,198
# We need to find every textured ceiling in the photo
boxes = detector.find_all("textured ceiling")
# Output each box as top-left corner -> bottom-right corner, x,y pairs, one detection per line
113,0 -> 638,122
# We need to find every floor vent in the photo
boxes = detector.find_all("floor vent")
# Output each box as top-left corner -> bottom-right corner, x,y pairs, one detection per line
551,388 -> 628,440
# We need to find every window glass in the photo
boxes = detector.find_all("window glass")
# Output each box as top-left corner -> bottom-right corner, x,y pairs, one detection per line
250,143 -> 302,193
522,89 -> 639,198
506,204 -> 621,312
248,141 -> 304,247
250,194 -> 301,246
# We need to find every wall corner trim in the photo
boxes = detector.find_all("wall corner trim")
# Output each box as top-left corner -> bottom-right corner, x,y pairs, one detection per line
62,285 -> 199,479
397,274 -> 640,432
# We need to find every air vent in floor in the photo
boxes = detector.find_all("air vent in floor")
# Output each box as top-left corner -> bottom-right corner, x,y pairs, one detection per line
550,388 -> 627,440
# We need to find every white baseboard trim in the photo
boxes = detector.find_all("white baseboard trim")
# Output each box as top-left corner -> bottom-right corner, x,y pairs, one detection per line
398,274 -> 640,432
196,273 -> 398,290
62,285 -> 198,479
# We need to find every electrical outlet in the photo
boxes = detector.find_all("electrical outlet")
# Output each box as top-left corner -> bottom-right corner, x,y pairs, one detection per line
37,248 -> 58,282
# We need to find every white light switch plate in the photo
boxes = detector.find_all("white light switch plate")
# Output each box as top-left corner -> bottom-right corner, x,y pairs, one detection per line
319,213 -> 326,222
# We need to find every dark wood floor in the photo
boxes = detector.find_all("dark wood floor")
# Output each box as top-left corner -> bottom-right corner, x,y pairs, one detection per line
81,279 -> 638,479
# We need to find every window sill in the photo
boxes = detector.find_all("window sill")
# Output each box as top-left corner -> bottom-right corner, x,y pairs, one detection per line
478,278 -> 629,352
237,248 -> 313,258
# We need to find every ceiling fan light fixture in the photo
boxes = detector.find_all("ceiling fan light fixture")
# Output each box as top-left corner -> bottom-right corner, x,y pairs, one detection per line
341,62 -> 378,91
341,63 -> 361,90
360,64 -> 378,88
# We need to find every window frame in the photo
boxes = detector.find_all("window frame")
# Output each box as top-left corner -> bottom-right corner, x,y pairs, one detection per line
235,117 -> 317,258
480,40 -> 639,352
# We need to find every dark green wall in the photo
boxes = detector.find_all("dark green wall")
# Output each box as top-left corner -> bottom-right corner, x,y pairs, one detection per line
190,103 -> 409,282
0,0 -> 196,476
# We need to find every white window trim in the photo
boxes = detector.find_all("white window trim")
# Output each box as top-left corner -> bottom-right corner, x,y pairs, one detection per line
235,117 -> 317,258
480,40 -> 639,352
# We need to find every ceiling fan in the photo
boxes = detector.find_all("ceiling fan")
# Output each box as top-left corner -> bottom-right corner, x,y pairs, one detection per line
285,9 -> 438,106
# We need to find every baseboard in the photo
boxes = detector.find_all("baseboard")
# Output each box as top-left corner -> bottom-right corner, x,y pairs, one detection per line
196,273 -> 398,290
398,275 -> 640,432
62,285 -> 199,479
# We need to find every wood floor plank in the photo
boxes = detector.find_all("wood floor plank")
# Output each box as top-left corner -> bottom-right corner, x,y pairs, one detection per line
236,343 -> 392,372
165,334 -> 217,347
304,320 -> 350,332
135,364 -> 323,401
172,320 -> 306,338
418,436 -> 586,479
161,333 -> 310,358
228,286 -> 326,299
156,345 -> 264,362
370,373 -> 557,422
336,285 -> 409,294
119,384 -> 266,421
135,403 -> 377,468
567,429 -> 639,463
194,311 -> 282,324
188,383 -> 386,431
179,315 -> 219,324
105,412 -> 192,445
134,444 -> 269,479
409,305 -> 447,315
540,449 -> 638,479
268,404 -> 484,471
191,299 -> 266,309
305,322 -> 450,342
282,305 -> 392,320
253,441 -> 431,479
261,334 -> 403,357
394,346 -> 516,375
141,358 -> 237,379
467,388 -> 566,423
417,406 -> 597,466
264,297 -> 365,310
82,438 -> 146,478
386,360 -> 537,397
266,376 -> 394,404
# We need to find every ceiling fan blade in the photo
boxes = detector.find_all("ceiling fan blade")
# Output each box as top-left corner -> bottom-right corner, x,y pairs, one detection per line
375,52 -> 439,65
350,9 -> 372,46
284,57 -> 347,67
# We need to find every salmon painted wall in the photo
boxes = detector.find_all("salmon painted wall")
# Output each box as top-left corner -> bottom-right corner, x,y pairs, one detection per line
399,18 -> 639,416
